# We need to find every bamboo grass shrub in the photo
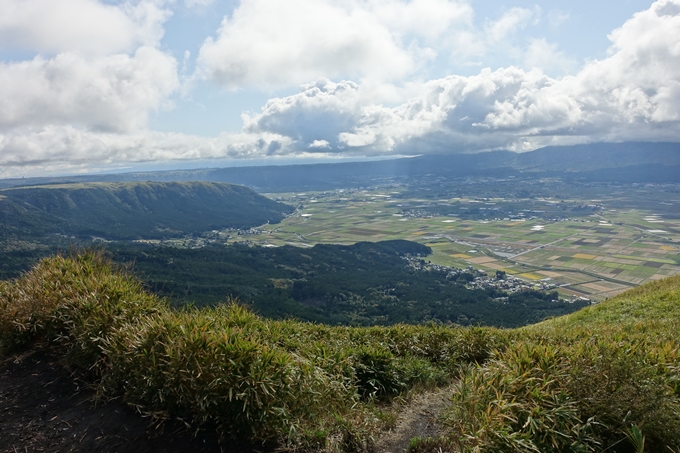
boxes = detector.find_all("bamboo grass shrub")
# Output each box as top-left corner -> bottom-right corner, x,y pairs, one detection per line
445,281 -> 680,453
346,324 -> 509,365
0,251 -> 504,448
448,340 -> 680,452
448,343 -> 604,452
0,251 -> 161,366
99,305 -> 357,441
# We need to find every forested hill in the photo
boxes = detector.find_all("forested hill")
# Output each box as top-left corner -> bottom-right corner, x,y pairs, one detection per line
107,240 -> 585,327
0,181 -> 294,240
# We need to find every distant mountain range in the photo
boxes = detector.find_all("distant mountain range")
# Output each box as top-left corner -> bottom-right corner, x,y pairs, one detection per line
2,142 -> 679,192
0,181 -> 294,240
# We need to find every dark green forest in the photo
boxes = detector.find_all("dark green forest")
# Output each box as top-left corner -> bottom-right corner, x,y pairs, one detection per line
106,240 -> 585,327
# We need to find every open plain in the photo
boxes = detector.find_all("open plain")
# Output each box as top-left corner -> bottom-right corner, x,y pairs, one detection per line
225,182 -> 680,302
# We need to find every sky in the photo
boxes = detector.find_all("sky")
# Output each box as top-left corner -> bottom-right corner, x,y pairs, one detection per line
0,0 -> 679,178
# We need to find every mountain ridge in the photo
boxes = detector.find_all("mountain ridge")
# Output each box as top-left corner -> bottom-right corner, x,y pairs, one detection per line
0,181 -> 294,240
2,141 -> 679,191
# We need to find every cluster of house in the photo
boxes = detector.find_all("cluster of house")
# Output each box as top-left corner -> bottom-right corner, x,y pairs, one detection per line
404,255 -> 564,302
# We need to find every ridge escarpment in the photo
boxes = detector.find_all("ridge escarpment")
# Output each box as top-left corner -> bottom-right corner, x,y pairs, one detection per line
0,181 -> 293,240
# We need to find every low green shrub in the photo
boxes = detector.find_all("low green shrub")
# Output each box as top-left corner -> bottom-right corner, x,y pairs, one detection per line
0,251 -> 161,368
407,435 -> 456,453
5,251 -> 680,451
354,345 -> 403,399
100,304 -> 354,440
447,340 -> 680,452
0,252 -> 500,448
567,340 -> 680,450
352,345 -> 447,400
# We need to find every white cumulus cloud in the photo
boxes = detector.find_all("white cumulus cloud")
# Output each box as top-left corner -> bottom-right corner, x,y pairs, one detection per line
0,0 -> 171,56
0,47 -> 179,132
243,79 -> 363,147
485,7 -> 535,43
309,140 -> 331,149
0,0 -> 179,135
196,0 -> 473,89
0,126 -> 293,177
245,0 -> 680,155
524,38 -> 576,75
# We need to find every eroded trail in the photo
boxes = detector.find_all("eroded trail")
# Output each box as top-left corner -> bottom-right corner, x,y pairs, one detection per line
375,385 -> 454,453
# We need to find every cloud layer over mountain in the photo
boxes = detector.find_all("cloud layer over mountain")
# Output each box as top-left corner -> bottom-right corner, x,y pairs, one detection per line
0,0 -> 679,176
245,0 -> 680,155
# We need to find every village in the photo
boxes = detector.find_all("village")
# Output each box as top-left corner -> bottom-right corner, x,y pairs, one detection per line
402,254 -> 586,304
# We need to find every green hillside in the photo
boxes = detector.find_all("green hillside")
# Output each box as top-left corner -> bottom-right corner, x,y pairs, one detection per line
1,253 -> 679,452
0,181 -> 293,240
528,276 -> 680,338
442,276 -> 680,453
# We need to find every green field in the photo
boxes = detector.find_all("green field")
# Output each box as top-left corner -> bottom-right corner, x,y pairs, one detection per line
225,189 -> 680,302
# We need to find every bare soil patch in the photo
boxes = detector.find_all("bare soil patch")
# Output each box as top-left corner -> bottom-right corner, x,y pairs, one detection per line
374,385 -> 454,453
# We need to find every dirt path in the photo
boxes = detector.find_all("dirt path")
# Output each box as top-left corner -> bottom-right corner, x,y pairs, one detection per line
374,385 -> 454,453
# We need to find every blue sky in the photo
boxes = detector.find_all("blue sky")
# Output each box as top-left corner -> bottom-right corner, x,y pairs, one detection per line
0,0 -> 678,177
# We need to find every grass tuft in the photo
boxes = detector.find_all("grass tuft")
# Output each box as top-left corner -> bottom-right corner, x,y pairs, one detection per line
443,275 -> 680,453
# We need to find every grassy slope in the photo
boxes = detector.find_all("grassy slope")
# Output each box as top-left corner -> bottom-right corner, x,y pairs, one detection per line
0,181 -> 294,240
528,274 -> 680,341
441,276 -> 680,453
1,253 -> 679,452
0,252 -> 506,449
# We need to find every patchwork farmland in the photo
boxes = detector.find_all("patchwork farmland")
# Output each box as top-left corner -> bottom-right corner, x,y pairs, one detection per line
229,187 -> 680,302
